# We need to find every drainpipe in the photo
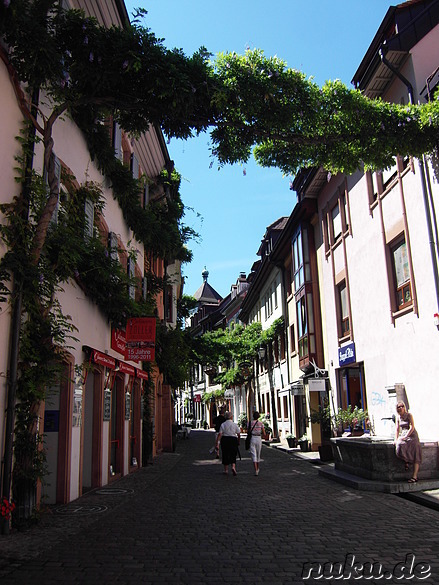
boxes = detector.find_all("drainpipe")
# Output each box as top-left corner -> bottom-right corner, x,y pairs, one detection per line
1,88 -> 40,535
379,48 -> 439,316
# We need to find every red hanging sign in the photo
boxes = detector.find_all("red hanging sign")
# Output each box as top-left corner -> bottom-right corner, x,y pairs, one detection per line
125,317 -> 156,362
111,328 -> 126,356
119,362 -> 136,376
92,350 -> 116,369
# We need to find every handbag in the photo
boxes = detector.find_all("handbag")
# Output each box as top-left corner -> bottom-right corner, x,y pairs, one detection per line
245,421 -> 257,450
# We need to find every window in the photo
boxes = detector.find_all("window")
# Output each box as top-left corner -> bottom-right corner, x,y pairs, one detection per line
338,281 -> 350,337
296,291 -> 316,360
391,237 -> 412,310
289,324 -> 295,354
283,395 -> 288,421
292,227 -> 310,292
331,203 -> 342,242
341,191 -> 349,232
297,296 -> 308,359
280,330 -> 286,360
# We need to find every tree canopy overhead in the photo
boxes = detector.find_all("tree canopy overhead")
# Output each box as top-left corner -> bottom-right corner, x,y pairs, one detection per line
0,0 -> 439,174
1,1 -> 439,177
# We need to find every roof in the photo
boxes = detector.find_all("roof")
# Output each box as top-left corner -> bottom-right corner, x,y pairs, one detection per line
352,0 -> 439,96
193,281 -> 222,304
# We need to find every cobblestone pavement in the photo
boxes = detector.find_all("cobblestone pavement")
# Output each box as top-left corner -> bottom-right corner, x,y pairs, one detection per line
1,430 -> 439,584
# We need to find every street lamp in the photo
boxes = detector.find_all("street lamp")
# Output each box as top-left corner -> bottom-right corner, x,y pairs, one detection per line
258,346 -> 266,361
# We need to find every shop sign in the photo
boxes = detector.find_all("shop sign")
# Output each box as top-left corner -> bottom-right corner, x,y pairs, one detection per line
338,342 -> 356,366
103,388 -> 111,421
125,344 -> 155,362
308,378 -> 326,392
224,389 -> 235,399
136,369 -> 149,380
73,386 -> 83,427
291,382 -> 305,396
111,328 -> 126,356
119,362 -> 135,376
93,350 -> 116,369
125,393 -> 131,420
125,317 -> 156,362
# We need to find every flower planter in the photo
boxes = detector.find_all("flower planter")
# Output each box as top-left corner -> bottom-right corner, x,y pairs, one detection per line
318,444 -> 334,461
299,440 -> 310,452
286,437 -> 297,448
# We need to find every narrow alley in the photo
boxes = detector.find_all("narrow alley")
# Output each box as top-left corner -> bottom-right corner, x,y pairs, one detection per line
1,430 -> 438,584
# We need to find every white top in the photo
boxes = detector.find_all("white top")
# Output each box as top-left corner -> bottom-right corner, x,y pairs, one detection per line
219,419 -> 240,437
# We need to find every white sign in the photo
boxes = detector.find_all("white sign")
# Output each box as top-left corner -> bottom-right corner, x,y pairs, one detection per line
308,378 -> 326,392
224,389 -> 235,399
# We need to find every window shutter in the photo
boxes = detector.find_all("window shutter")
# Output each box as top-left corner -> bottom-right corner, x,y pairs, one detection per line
127,258 -> 135,300
142,275 -> 148,300
130,154 -> 139,180
84,199 -> 94,239
143,183 -> 150,208
108,232 -> 118,262
113,122 -> 123,161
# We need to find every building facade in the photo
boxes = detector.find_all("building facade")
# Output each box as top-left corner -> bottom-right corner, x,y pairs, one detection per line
295,0 -> 439,443
0,0 -> 180,520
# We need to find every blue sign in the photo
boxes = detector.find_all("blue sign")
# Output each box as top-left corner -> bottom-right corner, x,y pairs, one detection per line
338,342 -> 356,366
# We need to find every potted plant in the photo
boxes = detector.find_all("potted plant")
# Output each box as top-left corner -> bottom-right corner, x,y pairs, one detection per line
286,433 -> 297,448
237,412 -> 248,432
260,414 -> 272,440
334,405 -> 369,436
298,434 -> 310,452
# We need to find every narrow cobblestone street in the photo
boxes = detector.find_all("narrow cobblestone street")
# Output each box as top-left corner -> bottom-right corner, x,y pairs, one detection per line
1,430 -> 439,584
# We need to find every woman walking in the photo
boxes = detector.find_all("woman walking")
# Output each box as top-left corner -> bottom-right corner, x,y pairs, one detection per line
216,412 -> 240,476
248,411 -> 266,476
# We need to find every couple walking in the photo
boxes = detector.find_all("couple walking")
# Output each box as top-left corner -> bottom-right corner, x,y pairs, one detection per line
215,411 -> 266,476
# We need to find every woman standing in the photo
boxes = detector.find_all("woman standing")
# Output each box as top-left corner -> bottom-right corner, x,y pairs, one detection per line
248,411 -> 266,476
216,412 -> 241,476
394,401 -> 422,483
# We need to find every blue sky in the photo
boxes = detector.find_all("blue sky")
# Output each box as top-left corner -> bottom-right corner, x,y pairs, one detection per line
125,1 -> 391,298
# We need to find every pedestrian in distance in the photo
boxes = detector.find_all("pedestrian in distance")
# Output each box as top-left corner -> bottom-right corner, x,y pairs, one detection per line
394,401 -> 422,483
216,411 -> 240,476
247,411 -> 266,476
211,406 -> 226,458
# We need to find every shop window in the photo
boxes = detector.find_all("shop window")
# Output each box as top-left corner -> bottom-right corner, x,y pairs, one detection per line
390,236 -> 412,311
